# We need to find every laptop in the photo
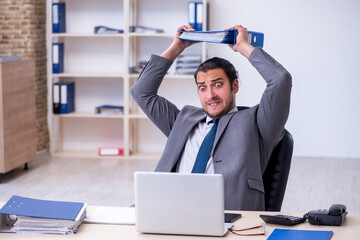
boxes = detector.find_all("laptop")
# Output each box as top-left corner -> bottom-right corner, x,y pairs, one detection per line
134,171 -> 232,236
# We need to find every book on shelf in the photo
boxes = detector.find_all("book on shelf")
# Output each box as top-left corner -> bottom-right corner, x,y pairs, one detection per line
178,29 -> 264,47
94,25 -> 124,34
52,82 -> 75,114
52,2 -> 66,33
175,54 -> 202,75
52,42 -> 64,74
95,105 -> 124,115
98,147 -> 124,156
0,195 -> 87,234
267,229 -> 334,240
188,2 -> 209,31
53,83 -> 60,114
129,25 -> 164,33
60,82 -> 75,114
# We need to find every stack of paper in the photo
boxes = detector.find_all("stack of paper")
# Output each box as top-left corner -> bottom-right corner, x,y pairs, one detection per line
0,195 -> 87,234
176,55 -> 202,75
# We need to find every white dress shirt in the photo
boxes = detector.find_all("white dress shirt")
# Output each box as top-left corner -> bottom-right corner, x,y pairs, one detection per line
178,107 -> 238,173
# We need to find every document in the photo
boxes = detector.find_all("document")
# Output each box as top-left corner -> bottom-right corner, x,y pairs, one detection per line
267,228 -> 334,240
0,195 -> 87,234
84,207 -> 135,225
178,29 -> 264,47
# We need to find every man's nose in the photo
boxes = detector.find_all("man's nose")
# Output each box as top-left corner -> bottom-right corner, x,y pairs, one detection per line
206,87 -> 216,100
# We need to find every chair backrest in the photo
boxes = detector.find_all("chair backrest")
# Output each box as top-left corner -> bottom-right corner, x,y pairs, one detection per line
262,129 -> 294,211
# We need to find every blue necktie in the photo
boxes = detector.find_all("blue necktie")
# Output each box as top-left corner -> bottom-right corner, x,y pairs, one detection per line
192,119 -> 219,173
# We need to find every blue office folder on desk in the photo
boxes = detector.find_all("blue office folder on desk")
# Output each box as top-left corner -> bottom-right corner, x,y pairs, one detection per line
0,195 -> 85,221
267,228 -> 334,240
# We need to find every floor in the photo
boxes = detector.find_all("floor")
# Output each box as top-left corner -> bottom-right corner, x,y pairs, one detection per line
0,152 -> 359,214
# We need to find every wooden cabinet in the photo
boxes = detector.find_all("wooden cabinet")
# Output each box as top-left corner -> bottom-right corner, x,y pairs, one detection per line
0,59 -> 36,175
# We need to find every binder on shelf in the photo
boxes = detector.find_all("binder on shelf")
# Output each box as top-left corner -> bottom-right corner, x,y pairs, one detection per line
178,29 -> 264,47
52,2 -> 66,33
98,147 -> 124,156
188,2 -> 209,31
0,195 -> 87,234
60,82 -> 75,114
53,83 -> 60,114
195,2 -> 203,31
52,42 -> 64,73
188,2 -> 196,29
95,105 -> 124,115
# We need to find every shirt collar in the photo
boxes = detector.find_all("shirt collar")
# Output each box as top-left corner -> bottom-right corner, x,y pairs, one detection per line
205,106 -> 238,124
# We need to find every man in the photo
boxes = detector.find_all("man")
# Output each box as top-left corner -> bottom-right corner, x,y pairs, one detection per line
131,24 -> 292,210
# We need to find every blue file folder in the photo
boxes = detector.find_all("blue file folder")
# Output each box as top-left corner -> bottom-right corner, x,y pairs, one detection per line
60,82 -> 75,114
52,42 -> 64,73
267,229 -> 334,240
178,29 -> 264,47
0,195 -> 85,221
52,2 -> 66,33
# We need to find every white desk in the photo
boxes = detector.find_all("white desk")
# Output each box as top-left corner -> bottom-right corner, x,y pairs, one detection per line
1,207 -> 359,239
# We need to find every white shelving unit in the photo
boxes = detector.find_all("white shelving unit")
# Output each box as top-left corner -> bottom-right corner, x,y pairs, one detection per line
47,0 -> 208,159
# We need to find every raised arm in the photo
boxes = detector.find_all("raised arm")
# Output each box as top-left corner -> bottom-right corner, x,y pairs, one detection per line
161,24 -> 197,61
227,25 -> 292,162
131,25 -> 199,137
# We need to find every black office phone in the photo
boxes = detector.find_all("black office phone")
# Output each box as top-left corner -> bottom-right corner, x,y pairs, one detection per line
304,204 -> 347,226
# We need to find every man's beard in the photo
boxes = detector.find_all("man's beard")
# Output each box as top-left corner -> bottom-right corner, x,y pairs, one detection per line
204,96 -> 235,119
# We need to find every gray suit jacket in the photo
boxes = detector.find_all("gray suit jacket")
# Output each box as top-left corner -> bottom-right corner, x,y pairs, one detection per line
131,47 -> 292,210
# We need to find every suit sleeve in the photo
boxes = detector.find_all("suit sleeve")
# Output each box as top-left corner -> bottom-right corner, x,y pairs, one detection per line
248,47 -> 292,162
130,54 -> 180,137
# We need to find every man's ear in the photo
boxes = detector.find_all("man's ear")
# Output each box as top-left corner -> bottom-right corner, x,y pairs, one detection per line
232,79 -> 239,94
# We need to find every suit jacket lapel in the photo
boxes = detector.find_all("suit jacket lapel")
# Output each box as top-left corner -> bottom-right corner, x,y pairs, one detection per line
213,111 -> 237,150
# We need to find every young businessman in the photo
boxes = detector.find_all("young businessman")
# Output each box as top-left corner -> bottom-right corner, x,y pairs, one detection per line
131,24 -> 292,210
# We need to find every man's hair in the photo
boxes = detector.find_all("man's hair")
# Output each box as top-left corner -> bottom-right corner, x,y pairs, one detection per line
194,57 -> 238,90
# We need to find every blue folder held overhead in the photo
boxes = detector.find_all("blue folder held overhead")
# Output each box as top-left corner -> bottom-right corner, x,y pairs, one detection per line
178,29 -> 264,47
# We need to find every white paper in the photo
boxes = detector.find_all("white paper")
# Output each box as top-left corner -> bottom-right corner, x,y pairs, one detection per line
84,207 -> 135,225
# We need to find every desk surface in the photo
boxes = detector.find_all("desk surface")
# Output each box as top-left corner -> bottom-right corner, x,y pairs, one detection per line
1,206 -> 359,239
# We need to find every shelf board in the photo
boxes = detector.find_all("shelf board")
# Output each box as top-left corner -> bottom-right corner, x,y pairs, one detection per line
51,33 -> 124,38
129,32 -> 173,38
57,112 -> 124,119
128,114 -> 149,119
52,72 -> 125,78
129,73 -> 194,79
53,151 -> 161,160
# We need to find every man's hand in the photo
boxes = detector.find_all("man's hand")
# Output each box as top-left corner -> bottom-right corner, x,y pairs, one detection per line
225,25 -> 255,59
161,25 -> 198,61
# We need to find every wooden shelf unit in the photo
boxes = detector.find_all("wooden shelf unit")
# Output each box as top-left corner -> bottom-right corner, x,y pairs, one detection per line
48,0 -> 208,159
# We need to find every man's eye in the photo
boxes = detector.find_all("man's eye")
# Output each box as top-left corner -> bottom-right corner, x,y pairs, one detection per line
199,86 -> 205,91
215,82 -> 222,87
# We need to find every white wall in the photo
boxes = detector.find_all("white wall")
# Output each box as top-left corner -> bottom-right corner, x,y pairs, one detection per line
207,0 -> 360,158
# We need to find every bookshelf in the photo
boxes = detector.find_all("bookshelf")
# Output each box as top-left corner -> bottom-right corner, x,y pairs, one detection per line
47,0 -> 208,159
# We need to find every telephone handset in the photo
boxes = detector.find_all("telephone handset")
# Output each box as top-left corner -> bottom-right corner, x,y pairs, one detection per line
304,204 -> 347,226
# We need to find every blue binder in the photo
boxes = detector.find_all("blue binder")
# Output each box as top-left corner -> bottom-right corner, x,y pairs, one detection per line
178,29 -> 264,47
52,42 -> 64,73
53,83 -> 60,114
0,195 -> 85,221
188,2 -> 196,29
60,82 -> 75,114
268,229 -> 334,240
52,2 -> 66,33
195,2 -> 203,31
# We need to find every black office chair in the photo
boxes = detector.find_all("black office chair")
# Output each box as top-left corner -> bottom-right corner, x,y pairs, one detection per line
262,129 -> 294,211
